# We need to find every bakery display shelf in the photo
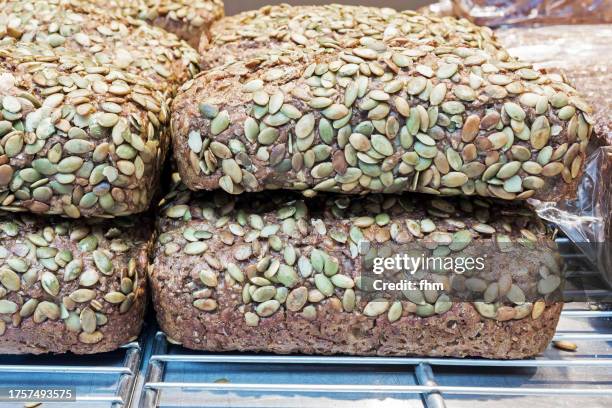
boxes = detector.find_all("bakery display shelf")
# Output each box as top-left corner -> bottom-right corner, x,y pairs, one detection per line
137,308 -> 612,408
0,336 -> 142,407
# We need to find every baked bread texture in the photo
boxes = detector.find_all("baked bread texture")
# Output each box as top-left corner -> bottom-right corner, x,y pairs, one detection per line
94,0 -> 224,47
0,213 -> 150,354
174,6 -> 593,202
150,183 -> 563,358
0,0 -> 201,97
0,43 -> 169,217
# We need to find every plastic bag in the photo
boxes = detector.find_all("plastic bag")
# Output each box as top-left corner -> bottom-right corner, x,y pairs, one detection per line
451,0 -> 612,27
496,25 -> 612,287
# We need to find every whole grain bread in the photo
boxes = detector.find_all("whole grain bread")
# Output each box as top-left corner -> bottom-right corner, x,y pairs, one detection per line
202,5 -> 423,68
173,7 -> 593,202
0,0 -> 201,97
88,0 -> 224,48
0,42 -> 169,217
150,183 -> 563,358
0,213 -> 151,354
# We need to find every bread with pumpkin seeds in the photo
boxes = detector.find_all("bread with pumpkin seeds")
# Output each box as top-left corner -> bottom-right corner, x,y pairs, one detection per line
173,10 -> 593,202
0,0 -> 201,96
0,214 -> 150,354
496,25 -> 612,145
0,42 -> 169,217
199,4 -> 412,67
151,183 -> 563,358
88,0 -> 224,48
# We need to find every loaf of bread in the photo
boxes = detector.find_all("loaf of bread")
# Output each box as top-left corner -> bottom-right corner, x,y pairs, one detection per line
0,213 -> 150,354
201,5 -> 426,68
151,183 -> 563,358
0,42 -> 169,217
174,6 -> 593,202
0,0 -> 201,97
90,0 -> 224,47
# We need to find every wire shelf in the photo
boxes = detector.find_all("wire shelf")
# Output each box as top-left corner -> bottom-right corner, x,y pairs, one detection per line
137,307 -> 611,408
0,337 -> 142,407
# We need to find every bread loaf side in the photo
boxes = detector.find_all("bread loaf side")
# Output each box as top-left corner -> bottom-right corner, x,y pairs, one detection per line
175,6 -> 593,202
151,186 -> 563,358
0,214 -> 150,354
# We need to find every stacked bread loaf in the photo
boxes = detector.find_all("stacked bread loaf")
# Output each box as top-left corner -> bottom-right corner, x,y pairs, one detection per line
0,0 -> 223,354
0,2 -> 595,358
150,4 -> 595,358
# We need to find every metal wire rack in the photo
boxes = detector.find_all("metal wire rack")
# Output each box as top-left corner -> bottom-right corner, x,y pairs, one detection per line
137,308 -> 612,408
0,337 -> 142,407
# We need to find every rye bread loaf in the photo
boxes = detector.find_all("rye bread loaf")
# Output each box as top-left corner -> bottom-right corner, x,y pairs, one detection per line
90,0 -> 224,48
0,42 -> 169,217
0,0 -> 201,97
173,7 -> 593,202
0,213 -> 150,354
202,5 -> 440,68
151,183 -> 563,358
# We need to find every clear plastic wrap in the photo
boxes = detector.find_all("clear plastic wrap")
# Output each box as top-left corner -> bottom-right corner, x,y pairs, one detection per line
451,0 -> 612,26
496,25 -> 612,287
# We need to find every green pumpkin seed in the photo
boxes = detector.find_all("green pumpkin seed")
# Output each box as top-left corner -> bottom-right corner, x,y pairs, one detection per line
504,102 -> 525,121
530,116 -> 550,150
363,300 -> 389,317
387,301 -> 402,322
93,250 -> 113,274
256,299 -> 280,317
211,111 -> 230,135
70,289 -> 96,303
41,272 -> 60,296
314,273 -> 334,296
441,172 -> 468,188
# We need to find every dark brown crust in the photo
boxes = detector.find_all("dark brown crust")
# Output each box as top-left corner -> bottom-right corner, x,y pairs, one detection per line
0,215 -> 151,354
151,191 -> 563,358
0,292 -> 145,354
152,286 -> 561,358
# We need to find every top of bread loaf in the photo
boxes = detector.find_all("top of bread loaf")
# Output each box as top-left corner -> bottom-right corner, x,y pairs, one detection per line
0,41 -> 170,217
0,0 -> 201,97
82,0 -> 224,47
202,4 -> 502,68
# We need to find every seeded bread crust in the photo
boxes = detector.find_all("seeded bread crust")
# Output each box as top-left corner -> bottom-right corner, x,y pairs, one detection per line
0,0 -> 201,97
173,26 -> 592,201
92,0 -> 225,48
496,25 -> 612,145
202,4 -> 416,69
151,188 -> 563,358
0,43 -> 169,217
0,214 -> 150,354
